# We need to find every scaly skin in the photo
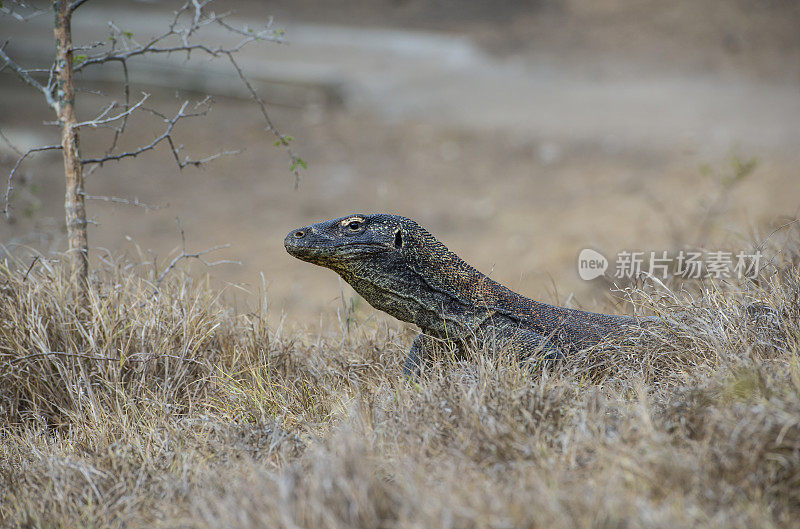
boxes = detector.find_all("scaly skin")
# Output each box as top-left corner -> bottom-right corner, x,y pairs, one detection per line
285,214 -> 640,376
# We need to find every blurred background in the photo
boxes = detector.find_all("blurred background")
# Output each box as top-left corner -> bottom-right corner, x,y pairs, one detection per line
1,0 -> 799,326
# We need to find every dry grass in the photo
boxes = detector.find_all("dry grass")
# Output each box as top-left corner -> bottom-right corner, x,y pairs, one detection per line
1,230 -> 799,528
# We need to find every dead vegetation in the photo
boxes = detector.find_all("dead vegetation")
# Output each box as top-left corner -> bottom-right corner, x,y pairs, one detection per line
1,227 -> 799,528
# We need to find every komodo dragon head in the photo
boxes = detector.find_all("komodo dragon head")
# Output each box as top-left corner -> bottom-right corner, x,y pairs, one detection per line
284,213 -> 468,332
284,213 -> 408,270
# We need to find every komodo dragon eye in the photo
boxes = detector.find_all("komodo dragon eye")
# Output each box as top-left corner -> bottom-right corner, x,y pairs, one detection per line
347,220 -> 362,231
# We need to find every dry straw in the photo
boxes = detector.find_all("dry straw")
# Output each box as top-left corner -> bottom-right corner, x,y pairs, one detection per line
1,229 -> 798,527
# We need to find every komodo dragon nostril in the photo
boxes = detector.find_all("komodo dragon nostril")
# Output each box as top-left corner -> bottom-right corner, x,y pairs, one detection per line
293,230 -> 306,238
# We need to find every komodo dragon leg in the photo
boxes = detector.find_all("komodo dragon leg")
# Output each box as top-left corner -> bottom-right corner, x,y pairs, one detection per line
403,329 -> 562,378
403,334 -> 440,378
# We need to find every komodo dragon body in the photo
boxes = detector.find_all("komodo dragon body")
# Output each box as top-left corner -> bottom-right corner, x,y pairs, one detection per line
285,214 -> 642,376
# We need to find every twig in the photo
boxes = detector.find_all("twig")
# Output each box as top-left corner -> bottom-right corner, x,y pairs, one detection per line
3,0 -> 301,219
4,145 -> 63,218
0,47 -> 56,109
0,4 -> 48,22
0,39 -> 8,76
83,100 -> 118,124
81,193 -> 166,211
215,15 -> 280,40
105,60 -> 130,155
22,255 -> 40,282
69,0 -> 91,15
70,1 -> 298,179
74,41 -> 105,53
225,52 -> 305,187
81,100 -> 236,168
76,86 -> 106,97
0,128 -> 23,156
75,92 -> 149,128
74,16 -> 282,73
155,217 -> 240,286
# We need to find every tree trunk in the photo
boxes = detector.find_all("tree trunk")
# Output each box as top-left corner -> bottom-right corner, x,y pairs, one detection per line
53,0 -> 89,305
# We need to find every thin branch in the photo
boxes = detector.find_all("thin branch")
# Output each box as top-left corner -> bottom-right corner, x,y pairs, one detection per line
75,92 -> 149,128
74,41 -> 105,52
82,101 -> 117,124
4,144 -> 63,218
69,0 -> 91,15
76,87 -> 106,96
80,100 -> 192,165
0,4 -> 48,21
215,15 -> 277,39
0,47 -> 55,108
22,255 -> 40,282
81,193 -> 166,211
0,39 -> 8,76
155,218 -> 240,286
187,0 -> 210,39
0,129 -> 23,157
225,52 -> 305,187
65,2 -> 298,181
105,59 -> 130,154
81,99 -> 238,169
74,3 -> 283,73
165,134 -> 241,168
3,0 -> 301,222
73,35 -> 281,72
44,56 -> 57,103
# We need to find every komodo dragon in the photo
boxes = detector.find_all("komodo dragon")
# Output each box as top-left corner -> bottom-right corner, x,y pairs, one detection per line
284,214 -> 645,376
